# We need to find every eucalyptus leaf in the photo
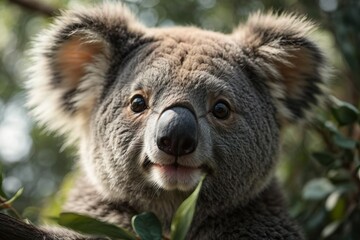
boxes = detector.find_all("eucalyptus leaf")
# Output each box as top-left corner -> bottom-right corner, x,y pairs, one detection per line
327,169 -> 352,182
0,188 -> 23,207
333,134 -> 358,149
331,102 -> 359,126
170,175 -> 205,240
0,173 -> 7,198
303,178 -> 335,200
312,152 -> 336,166
321,221 -> 342,238
307,209 -> 326,229
325,191 -> 341,211
330,196 -> 346,220
57,212 -> 137,240
336,183 -> 357,194
324,121 -> 339,134
131,212 -> 162,240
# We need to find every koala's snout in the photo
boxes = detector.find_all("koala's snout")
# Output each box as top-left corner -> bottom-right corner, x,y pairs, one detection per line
156,107 -> 198,156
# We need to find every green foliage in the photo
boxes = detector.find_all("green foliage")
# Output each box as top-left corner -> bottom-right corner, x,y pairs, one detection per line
303,178 -> 335,200
0,171 -> 23,219
132,212 -> 162,240
52,176 -> 205,240
0,171 -> 204,239
312,152 -> 336,166
0,171 -> 7,198
53,176 -> 205,240
296,98 -> 360,239
1,187 -> 23,206
56,212 -> 137,240
331,98 -> 359,126
170,175 -> 205,240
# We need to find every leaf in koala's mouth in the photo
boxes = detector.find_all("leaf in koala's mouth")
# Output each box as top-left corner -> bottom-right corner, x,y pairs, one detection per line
170,174 -> 205,240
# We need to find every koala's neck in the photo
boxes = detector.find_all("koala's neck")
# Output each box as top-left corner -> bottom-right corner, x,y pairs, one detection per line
187,179 -> 303,239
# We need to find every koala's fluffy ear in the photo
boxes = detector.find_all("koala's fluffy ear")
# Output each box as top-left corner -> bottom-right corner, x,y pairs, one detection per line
27,4 -> 146,142
232,13 -> 328,122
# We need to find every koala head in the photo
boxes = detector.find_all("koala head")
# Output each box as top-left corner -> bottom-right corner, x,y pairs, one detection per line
27,4 -> 326,211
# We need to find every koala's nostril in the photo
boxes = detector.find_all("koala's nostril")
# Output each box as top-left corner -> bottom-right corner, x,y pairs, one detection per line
156,107 -> 198,156
181,137 -> 196,155
160,137 -> 171,147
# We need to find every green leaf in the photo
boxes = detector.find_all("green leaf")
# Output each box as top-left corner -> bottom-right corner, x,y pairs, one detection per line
303,178 -> 335,200
57,212 -> 137,240
331,102 -> 359,126
327,169 -> 352,182
0,188 -> 23,208
325,190 -> 347,221
131,212 -> 162,240
325,191 -> 341,211
307,209 -> 326,230
0,172 -> 7,198
333,134 -> 358,149
311,152 -> 336,166
321,221 -> 342,238
323,121 -> 339,134
170,175 -> 205,240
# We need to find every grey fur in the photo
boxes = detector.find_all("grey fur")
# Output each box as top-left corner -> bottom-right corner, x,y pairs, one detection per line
1,3 -> 329,240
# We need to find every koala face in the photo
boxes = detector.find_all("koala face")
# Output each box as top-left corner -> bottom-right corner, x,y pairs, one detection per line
89,31 -> 279,204
27,4 -> 326,209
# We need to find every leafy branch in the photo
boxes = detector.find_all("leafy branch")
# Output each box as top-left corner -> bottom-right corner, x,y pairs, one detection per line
0,172 -> 24,220
0,174 -> 205,240
55,175 -> 205,240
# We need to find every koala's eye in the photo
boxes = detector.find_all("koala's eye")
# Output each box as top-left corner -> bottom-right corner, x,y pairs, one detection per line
130,95 -> 147,113
212,101 -> 230,119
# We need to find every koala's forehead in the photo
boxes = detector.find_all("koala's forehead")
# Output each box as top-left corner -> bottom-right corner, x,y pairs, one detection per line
119,27 -> 243,94
152,28 -> 238,77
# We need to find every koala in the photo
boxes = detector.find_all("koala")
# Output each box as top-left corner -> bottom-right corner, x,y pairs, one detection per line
0,3 -> 327,240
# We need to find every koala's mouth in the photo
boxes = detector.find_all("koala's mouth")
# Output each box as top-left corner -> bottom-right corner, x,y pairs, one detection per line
153,162 -> 200,173
143,156 -> 209,191
143,156 -> 210,173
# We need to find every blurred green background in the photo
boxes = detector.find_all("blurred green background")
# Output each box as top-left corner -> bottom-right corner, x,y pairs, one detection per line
0,0 -> 359,239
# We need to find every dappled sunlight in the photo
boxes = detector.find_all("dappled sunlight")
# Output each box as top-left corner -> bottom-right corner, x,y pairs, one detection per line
0,97 -> 32,163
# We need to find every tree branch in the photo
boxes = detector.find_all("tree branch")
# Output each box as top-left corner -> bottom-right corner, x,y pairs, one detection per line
0,213 -> 46,240
7,0 -> 58,17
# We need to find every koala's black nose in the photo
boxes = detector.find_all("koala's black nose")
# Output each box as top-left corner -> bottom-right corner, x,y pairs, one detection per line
156,107 -> 198,156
